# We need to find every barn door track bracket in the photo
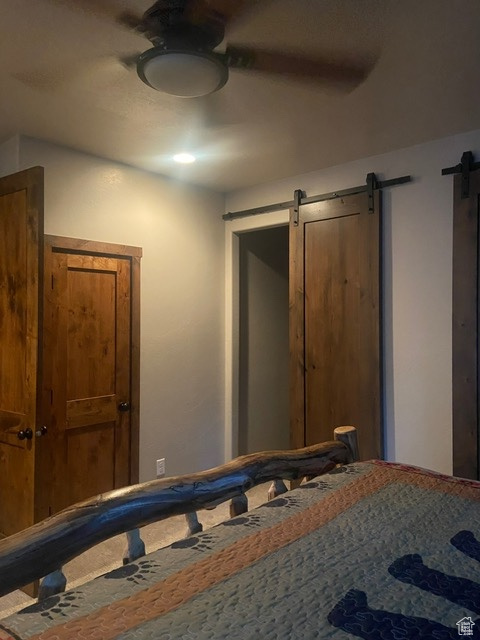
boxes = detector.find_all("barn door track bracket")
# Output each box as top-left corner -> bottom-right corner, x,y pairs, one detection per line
223,174 -> 411,222
442,151 -> 480,199
366,172 -> 378,213
292,189 -> 304,226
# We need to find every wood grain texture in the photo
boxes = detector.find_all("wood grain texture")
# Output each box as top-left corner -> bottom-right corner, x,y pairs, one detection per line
130,256 -> 141,483
45,235 -> 143,258
115,257 -> 132,488
66,395 -> 117,429
65,261 -> 117,400
0,168 -> 43,539
290,192 -> 382,460
0,167 -> 44,597
37,248 -> 69,516
268,479 -> 288,500
0,189 -> 28,419
452,170 -> 480,479
334,425 -> 360,462
184,512 -> 203,536
229,493 -> 248,517
289,206 -> 306,449
123,528 -> 146,564
0,436 -> 352,596
38,569 -> 66,601
41,237 -> 140,513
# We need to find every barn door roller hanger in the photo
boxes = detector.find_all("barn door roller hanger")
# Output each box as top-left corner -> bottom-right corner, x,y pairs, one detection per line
224,173 -> 412,223
442,151 -> 480,199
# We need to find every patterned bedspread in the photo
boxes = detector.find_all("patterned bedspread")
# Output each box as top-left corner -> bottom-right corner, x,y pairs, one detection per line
1,460 -> 480,640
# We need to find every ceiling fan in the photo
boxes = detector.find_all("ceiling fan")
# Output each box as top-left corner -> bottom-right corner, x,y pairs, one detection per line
112,0 -> 375,98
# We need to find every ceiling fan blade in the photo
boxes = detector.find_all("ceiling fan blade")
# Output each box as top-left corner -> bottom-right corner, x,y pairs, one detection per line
185,0 -> 261,29
224,46 -> 376,89
118,52 -> 142,68
13,55 -> 136,93
44,0 -> 123,21
44,0 -> 152,39
116,10 -> 146,31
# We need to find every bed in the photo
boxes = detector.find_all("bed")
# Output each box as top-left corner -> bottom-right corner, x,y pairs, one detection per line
0,426 -> 479,640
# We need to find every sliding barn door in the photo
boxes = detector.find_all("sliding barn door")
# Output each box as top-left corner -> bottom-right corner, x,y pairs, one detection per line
290,191 -> 382,460
452,167 -> 480,479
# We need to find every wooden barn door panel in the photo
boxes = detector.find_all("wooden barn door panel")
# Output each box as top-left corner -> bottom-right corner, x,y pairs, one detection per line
0,167 -> 43,538
42,240 -> 134,513
452,168 -> 480,479
291,191 -> 382,460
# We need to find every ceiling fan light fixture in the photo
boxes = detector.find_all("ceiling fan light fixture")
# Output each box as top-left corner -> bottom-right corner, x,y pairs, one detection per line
137,48 -> 228,97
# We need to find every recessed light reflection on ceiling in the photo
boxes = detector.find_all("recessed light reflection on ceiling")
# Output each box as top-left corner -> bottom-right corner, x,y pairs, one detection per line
173,153 -> 196,164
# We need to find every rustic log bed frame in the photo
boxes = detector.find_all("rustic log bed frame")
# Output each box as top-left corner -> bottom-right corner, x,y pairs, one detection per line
0,426 -> 358,601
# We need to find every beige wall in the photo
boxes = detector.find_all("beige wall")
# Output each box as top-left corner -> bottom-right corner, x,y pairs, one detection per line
12,136 -> 226,481
4,128 -> 480,478
227,128 -> 480,475
0,135 -> 20,177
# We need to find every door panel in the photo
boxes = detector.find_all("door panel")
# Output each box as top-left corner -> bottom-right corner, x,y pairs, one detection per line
305,214 -> 364,431
66,395 -> 117,429
66,423 -> 115,503
290,191 -> 382,460
0,167 -> 43,538
66,262 -> 117,401
44,245 -> 132,511
452,168 -> 480,479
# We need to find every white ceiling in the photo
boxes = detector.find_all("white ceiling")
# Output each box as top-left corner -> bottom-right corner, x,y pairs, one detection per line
1,0 -> 480,192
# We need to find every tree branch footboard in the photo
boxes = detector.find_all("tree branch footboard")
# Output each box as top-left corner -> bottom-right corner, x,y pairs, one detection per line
0,426 -> 358,600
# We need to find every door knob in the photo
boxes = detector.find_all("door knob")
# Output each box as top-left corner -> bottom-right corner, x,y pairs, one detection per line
17,428 -> 33,441
36,426 -> 48,437
118,402 -> 130,412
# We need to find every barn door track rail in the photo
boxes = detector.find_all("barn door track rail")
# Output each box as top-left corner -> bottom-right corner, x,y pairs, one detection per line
442,151 -> 480,199
223,172 -> 412,222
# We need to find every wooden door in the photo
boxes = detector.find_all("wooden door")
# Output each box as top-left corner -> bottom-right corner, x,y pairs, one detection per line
40,237 -> 141,514
290,191 -> 382,460
452,168 -> 480,479
0,167 -> 44,538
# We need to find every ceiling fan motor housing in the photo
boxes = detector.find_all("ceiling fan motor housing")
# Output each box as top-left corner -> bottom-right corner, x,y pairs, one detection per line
142,0 -> 225,51
136,1 -> 229,97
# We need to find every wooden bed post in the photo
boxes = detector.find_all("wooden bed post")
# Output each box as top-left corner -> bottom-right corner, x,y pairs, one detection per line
268,479 -> 288,500
229,493 -> 248,517
38,569 -> 67,601
123,529 -> 146,565
185,512 -> 203,536
334,426 -> 359,462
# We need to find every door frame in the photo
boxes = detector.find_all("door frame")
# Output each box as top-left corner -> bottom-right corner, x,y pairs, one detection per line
43,235 -> 142,484
224,210 -> 288,461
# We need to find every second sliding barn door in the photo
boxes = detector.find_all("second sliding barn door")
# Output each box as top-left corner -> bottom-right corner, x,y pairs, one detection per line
290,191 -> 382,460
452,165 -> 480,479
